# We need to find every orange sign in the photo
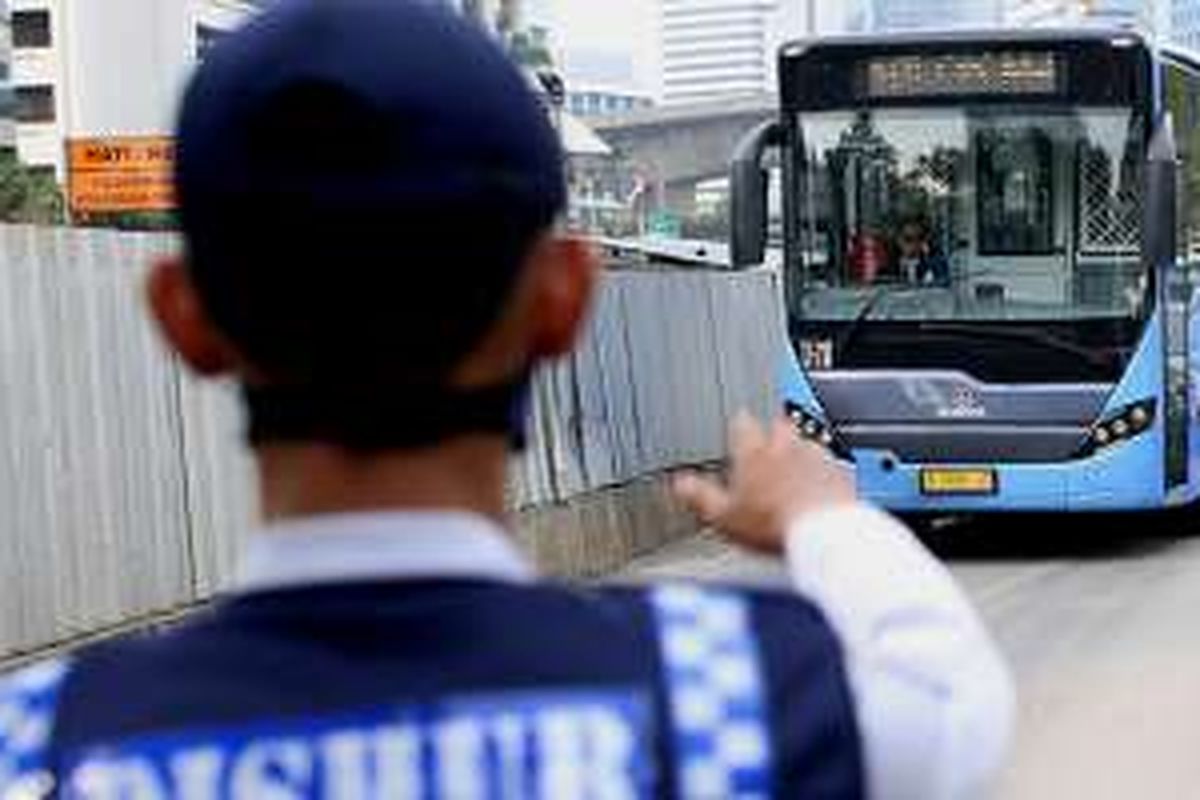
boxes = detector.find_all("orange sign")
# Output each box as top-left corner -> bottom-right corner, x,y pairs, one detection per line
67,136 -> 176,214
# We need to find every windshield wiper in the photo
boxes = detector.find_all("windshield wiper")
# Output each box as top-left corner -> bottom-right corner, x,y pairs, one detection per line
836,286 -> 925,356
916,322 -> 1115,369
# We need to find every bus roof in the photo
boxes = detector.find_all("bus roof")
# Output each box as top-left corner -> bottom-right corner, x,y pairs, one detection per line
780,28 -> 1156,111
1159,42 -> 1200,72
778,29 -> 1200,92
780,27 -> 1152,59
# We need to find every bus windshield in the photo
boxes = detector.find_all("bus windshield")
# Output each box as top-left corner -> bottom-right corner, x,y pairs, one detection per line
793,106 -> 1149,324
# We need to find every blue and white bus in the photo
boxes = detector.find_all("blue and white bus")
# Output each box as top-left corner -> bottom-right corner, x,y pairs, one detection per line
730,30 -> 1200,514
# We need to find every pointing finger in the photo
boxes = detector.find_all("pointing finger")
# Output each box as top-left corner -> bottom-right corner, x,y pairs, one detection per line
673,473 -> 732,526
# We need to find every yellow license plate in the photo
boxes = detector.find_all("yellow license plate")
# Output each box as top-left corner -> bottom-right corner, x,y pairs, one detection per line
920,468 -> 997,496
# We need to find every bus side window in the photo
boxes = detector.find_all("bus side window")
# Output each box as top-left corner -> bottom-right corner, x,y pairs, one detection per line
1166,64 -> 1200,267
1164,63 -> 1199,489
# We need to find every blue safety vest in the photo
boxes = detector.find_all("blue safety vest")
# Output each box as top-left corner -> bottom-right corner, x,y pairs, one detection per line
0,582 -> 863,799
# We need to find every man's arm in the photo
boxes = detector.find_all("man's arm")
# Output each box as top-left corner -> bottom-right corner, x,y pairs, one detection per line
789,505 -> 1014,800
674,414 -> 1015,800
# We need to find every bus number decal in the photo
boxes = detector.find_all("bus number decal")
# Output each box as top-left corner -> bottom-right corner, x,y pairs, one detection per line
800,339 -> 834,372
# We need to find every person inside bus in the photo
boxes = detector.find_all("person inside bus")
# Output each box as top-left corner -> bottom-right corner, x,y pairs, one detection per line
894,217 -> 951,287
846,224 -> 891,284
0,2 -> 1014,798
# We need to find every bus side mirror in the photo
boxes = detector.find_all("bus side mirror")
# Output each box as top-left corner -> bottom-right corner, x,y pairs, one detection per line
730,120 -> 782,270
1145,115 -> 1177,273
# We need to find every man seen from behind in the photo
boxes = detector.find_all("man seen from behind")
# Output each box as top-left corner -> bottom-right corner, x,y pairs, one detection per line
0,2 -> 1013,798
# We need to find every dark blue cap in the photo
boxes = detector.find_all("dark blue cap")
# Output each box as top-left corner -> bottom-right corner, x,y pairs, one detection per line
175,0 -> 567,447
179,0 -> 565,228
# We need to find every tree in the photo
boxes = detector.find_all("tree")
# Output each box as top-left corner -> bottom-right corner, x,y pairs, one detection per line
496,0 -> 520,37
830,112 -> 898,233
461,0 -> 485,22
509,26 -> 553,69
462,0 -> 520,37
0,150 -> 64,225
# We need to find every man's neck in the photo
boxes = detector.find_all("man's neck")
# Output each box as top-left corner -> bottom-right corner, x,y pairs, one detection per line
255,436 -> 510,525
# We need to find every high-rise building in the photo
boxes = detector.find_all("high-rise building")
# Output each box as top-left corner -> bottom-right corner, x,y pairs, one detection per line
658,0 -> 807,106
535,0 -> 658,106
1173,0 -> 1200,49
1004,0 -> 1149,29
863,0 -> 1002,30
0,1 -> 14,151
566,84 -> 654,117
9,0 -> 262,180
834,0 -> 1164,34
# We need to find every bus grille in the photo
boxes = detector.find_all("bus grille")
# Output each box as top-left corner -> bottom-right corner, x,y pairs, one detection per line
836,424 -> 1090,463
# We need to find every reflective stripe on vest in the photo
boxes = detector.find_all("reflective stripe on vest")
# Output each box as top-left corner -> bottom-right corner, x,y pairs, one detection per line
0,659 -> 70,800
651,585 -> 772,799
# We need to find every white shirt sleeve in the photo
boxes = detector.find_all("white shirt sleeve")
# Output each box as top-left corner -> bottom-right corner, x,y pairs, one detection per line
785,504 -> 1016,800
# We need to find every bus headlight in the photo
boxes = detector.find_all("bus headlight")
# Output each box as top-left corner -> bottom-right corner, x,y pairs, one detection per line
1129,405 -> 1151,429
1078,399 -> 1157,457
785,402 -> 848,457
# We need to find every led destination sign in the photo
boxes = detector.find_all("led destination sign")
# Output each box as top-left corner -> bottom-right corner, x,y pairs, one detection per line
864,51 -> 1062,98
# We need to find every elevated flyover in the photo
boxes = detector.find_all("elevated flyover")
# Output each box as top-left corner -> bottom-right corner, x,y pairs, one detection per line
588,95 -> 776,215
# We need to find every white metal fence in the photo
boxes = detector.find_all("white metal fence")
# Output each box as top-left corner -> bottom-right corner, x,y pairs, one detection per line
0,225 -> 782,659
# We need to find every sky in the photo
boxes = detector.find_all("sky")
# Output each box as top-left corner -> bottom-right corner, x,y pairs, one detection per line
525,0 -> 1178,98
531,0 -> 657,94
524,0 -> 898,98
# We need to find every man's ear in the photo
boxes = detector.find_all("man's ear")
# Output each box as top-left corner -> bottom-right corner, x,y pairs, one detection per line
527,235 -> 601,359
146,256 -> 240,376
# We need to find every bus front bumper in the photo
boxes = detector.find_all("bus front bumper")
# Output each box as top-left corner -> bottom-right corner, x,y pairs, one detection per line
851,428 -> 1166,513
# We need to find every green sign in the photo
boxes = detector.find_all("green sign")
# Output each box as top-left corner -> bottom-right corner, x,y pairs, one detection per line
647,210 -> 682,239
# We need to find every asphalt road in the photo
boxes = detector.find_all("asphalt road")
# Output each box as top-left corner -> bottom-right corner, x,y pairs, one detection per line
622,515 -> 1200,800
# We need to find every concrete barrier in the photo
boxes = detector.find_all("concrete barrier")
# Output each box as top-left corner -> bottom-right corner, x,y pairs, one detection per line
0,225 -> 782,662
